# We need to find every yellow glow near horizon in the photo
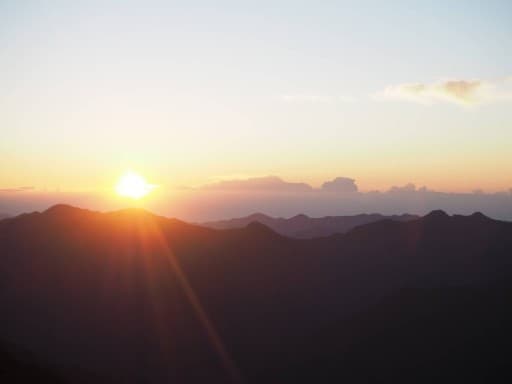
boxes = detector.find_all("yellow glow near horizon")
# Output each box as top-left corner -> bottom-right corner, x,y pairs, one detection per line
116,171 -> 154,199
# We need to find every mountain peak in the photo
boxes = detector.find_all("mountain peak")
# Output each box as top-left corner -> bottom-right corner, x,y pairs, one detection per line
45,204 -> 90,216
290,214 -> 309,220
247,213 -> 271,220
470,211 -> 488,220
45,204 -> 77,212
424,210 -> 449,220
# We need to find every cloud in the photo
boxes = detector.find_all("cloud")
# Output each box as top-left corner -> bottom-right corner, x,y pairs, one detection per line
281,94 -> 332,103
388,183 -> 417,193
172,177 -> 512,221
201,176 -> 361,194
1,178 -> 511,221
0,186 -> 35,193
321,177 -> 358,193
375,77 -> 512,105
280,94 -> 357,103
201,176 -> 313,193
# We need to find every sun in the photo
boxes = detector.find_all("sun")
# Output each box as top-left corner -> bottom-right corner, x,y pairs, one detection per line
116,171 -> 154,199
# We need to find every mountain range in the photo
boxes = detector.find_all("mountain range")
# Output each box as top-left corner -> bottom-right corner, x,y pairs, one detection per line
1,205 -> 511,383
202,212 -> 418,238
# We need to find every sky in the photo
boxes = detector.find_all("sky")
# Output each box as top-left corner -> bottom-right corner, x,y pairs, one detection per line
1,0 -> 512,216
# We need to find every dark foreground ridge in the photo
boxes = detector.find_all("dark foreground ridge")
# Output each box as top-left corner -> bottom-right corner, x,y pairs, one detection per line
1,205 -> 512,383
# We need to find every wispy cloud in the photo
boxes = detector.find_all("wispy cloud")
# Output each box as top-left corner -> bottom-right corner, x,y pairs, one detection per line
0,186 -> 35,193
281,94 -> 332,103
280,94 -> 357,103
374,77 -> 512,105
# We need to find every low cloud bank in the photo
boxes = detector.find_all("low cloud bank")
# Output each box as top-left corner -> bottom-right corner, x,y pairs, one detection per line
1,177 -> 511,222
173,178 -> 511,221
201,176 -> 313,193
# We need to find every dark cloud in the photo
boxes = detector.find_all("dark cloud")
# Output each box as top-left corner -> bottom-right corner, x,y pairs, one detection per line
201,176 -> 313,193
389,183 -> 417,193
321,177 -> 358,193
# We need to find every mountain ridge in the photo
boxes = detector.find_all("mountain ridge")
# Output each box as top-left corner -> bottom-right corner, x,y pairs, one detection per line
1,204 -> 512,383
201,211 -> 421,238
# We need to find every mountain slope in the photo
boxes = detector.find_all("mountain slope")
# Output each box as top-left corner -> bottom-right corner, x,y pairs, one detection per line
1,205 -> 511,383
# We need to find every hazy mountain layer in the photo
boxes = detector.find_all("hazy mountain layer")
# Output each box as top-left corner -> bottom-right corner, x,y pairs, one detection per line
202,212 -> 418,238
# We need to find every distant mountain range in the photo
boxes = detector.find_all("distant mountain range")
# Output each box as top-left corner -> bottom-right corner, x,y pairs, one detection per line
202,212 -> 419,238
1,205 -> 511,383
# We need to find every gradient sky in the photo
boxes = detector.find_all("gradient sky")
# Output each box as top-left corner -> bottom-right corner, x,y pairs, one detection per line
1,0 -> 511,194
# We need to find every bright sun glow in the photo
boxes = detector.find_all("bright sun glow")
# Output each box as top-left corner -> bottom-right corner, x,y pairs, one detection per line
116,171 -> 154,199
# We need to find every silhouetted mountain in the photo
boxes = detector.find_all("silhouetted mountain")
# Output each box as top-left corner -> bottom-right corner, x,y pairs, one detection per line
1,205 -> 512,383
202,212 -> 418,238
0,213 -> 10,221
0,340 -> 66,382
